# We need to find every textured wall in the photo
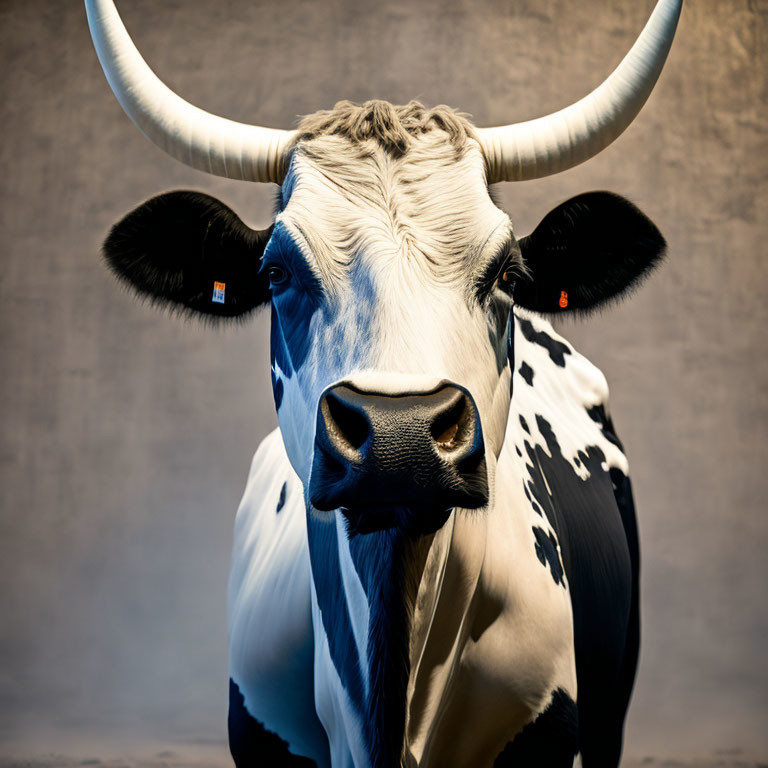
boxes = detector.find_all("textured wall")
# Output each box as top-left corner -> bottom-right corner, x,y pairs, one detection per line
0,0 -> 765,761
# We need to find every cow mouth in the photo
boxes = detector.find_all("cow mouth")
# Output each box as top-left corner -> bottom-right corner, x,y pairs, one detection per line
340,505 -> 454,537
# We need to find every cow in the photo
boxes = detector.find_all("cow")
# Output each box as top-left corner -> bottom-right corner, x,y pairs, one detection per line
85,0 -> 683,765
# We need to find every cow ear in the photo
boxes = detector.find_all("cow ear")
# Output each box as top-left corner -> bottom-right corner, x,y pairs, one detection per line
103,190 -> 272,321
514,192 -> 666,314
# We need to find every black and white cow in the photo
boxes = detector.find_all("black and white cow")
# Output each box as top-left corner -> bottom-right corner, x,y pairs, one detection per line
86,0 -> 682,766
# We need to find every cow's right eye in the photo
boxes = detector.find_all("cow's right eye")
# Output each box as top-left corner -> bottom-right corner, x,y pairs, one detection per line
267,266 -> 289,286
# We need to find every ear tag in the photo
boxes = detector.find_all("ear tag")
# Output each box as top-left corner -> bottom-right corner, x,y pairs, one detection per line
212,281 -> 226,304
559,290 -> 568,309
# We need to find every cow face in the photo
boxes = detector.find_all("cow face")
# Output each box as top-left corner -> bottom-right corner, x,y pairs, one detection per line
103,118 -> 665,536
268,132 -> 515,533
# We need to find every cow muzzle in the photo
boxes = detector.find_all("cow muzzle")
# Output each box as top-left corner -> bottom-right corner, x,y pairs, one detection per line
308,382 -> 488,535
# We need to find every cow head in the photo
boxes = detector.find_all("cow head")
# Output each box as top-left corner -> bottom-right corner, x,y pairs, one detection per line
89,0 -> 677,535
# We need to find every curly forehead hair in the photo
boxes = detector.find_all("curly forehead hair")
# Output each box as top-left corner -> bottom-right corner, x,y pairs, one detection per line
291,99 -> 478,157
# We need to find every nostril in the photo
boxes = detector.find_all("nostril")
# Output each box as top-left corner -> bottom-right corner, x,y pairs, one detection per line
435,421 -> 460,450
430,390 -> 468,453
324,390 -> 370,452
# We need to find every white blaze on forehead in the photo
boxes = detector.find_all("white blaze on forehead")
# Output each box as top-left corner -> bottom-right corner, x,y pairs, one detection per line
280,131 -> 511,292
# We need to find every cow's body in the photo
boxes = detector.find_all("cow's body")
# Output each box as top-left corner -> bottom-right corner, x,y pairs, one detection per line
85,1 -> 683,764
228,310 -> 636,767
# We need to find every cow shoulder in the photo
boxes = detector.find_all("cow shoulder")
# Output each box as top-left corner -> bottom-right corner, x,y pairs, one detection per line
510,310 -> 637,762
510,309 -> 631,595
228,429 -> 330,767
511,308 -> 628,478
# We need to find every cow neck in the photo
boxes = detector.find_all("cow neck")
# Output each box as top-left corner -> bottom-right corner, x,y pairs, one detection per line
403,511 -> 487,763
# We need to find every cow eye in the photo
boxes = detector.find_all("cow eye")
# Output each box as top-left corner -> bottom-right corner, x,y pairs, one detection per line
476,245 -> 518,303
267,265 -> 289,286
497,263 -> 517,295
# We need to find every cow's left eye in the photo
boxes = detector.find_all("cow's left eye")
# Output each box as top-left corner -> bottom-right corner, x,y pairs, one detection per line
267,265 -> 289,286
496,263 -> 518,296
476,248 -> 518,304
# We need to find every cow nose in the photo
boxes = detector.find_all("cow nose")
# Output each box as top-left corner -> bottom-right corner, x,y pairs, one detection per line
309,383 -> 488,535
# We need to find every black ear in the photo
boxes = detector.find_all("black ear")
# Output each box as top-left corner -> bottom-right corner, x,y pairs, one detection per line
514,192 -> 666,314
103,190 -> 272,321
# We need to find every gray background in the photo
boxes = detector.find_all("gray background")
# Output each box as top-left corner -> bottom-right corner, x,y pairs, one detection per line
1,0 -> 765,763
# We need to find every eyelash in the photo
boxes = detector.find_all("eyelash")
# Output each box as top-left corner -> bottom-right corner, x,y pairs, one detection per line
478,253 -> 518,301
499,266 -> 517,289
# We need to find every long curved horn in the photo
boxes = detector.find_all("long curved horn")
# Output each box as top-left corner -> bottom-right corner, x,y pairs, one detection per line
85,0 -> 294,183
477,0 -> 683,183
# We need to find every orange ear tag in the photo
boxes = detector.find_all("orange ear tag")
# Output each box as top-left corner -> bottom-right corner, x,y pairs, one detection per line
559,290 -> 569,309
212,281 -> 226,304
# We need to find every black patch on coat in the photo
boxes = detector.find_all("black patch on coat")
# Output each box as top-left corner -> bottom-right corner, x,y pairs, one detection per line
607,465 -> 641,767
503,310 -> 516,395
306,515 -> 366,713
519,415 -> 530,434
267,223 -> 324,374
276,482 -> 287,514
515,191 -> 666,315
348,529 -> 420,768
518,318 -> 572,366
519,361 -> 535,386
272,371 -> 285,410
494,688 -> 579,767
103,191 -> 272,321
532,526 -> 565,586
522,415 -> 637,766
228,679 -> 317,767
589,391 -> 640,748
587,403 -> 624,450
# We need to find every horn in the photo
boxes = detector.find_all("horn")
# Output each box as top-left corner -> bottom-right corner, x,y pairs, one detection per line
477,0 -> 683,183
85,0 -> 294,183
